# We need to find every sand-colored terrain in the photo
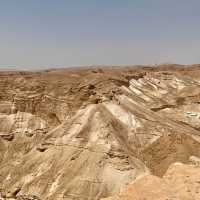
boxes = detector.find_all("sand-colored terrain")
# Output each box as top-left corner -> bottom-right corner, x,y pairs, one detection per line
0,65 -> 200,199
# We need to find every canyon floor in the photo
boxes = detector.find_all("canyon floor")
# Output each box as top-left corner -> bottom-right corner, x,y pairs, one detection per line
0,65 -> 200,200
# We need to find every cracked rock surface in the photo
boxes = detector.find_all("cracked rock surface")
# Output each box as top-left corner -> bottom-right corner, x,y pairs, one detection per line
0,65 -> 200,199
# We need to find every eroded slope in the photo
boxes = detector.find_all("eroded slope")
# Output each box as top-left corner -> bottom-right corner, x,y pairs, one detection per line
0,65 -> 200,200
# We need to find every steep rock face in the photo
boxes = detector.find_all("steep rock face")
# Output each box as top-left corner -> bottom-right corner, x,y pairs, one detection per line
0,65 -> 200,199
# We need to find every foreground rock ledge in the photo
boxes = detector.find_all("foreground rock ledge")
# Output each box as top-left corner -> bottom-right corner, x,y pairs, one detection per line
102,163 -> 200,200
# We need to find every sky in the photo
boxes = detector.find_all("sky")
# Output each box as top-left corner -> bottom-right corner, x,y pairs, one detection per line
0,0 -> 200,69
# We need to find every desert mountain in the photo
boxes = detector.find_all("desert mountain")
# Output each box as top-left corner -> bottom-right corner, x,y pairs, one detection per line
0,65 -> 200,199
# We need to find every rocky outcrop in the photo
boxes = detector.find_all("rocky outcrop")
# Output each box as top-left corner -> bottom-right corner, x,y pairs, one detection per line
102,163 -> 200,200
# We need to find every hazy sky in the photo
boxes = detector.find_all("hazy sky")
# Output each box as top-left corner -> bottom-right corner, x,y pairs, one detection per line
0,0 -> 200,69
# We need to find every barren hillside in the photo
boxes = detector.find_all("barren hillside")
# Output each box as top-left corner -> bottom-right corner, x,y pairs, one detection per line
0,65 -> 200,200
